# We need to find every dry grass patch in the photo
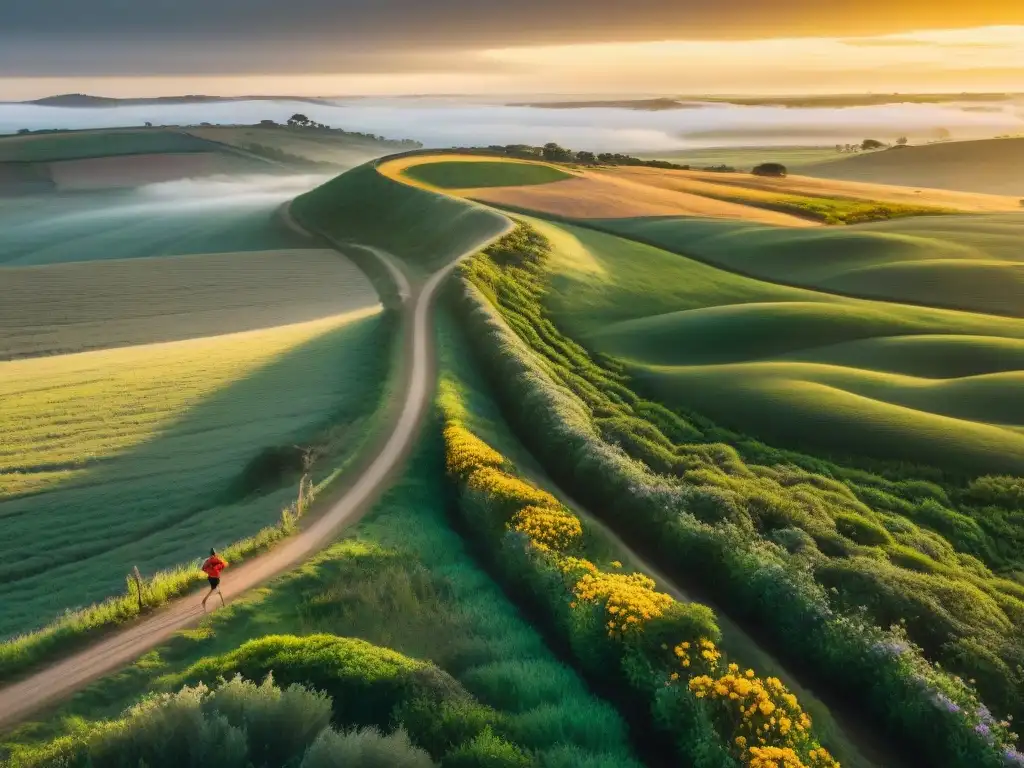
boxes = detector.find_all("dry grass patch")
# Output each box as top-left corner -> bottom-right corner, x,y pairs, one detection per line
469,171 -> 815,225
607,166 -> 1022,213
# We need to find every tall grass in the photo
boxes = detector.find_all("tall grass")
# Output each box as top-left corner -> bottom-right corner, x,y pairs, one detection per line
450,222 -> 1021,768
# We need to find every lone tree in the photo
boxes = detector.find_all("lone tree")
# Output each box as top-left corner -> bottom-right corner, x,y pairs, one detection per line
542,142 -> 573,162
861,139 -> 886,150
287,113 -> 311,127
752,162 -> 788,177
895,136 -> 909,146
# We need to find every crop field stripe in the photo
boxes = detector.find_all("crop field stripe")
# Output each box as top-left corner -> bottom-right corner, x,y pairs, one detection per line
0,248 -> 381,359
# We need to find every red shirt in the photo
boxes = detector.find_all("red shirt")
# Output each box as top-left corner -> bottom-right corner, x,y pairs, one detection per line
202,555 -> 227,578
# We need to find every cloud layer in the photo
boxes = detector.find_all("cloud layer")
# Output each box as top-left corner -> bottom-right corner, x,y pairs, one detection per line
5,0 -> 1024,76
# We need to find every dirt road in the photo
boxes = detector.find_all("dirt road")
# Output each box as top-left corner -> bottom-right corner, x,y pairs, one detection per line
0,203 -> 509,732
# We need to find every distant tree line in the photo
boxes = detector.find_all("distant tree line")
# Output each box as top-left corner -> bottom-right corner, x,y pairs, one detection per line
480,142 -> 692,170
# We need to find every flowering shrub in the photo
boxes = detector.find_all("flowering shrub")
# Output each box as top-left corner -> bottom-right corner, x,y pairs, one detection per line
573,570 -> 674,637
441,386 -> 840,768
508,505 -> 582,553
465,466 -> 559,509
444,424 -> 504,475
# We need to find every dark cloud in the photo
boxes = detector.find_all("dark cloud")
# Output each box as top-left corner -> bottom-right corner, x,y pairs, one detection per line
3,0 -> 1023,76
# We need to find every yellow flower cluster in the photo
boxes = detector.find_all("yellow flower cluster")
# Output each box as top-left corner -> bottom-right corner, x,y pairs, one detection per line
466,466 -> 560,508
673,638 -> 721,670
684,646 -> 839,768
573,570 -> 674,636
509,505 -> 582,552
444,424 -> 504,476
442,418 -> 834,768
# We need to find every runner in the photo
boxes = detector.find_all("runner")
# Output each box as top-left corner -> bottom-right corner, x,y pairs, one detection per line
200,549 -> 228,611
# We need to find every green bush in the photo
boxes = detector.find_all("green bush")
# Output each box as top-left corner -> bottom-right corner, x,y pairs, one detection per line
20,676 -> 435,768
182,635 -> 508,763
300,727 -> 436,768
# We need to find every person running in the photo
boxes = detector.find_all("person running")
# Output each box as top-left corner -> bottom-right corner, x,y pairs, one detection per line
201,548 -> 228,611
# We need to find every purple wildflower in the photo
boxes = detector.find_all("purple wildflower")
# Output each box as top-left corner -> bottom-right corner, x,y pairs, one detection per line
1004,746 -> 1024,766
975,723 -> 993,742
933,692 -> 960,714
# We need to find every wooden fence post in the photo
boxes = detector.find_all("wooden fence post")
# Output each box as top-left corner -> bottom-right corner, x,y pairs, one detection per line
131,566 -> 144,612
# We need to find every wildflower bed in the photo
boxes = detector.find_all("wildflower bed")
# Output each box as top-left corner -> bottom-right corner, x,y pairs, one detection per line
448,221 -> 1022,768
440,387 -> 840,768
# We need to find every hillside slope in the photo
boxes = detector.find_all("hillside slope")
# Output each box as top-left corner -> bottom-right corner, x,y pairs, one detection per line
808,138 -> 1024,196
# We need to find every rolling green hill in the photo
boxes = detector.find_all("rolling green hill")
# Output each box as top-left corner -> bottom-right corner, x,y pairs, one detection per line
292,159 -> 508,273
807,138 -> 1024,196
0,129 -> 217,162
533,215 -> 1024,473
600,214 -> 1024,316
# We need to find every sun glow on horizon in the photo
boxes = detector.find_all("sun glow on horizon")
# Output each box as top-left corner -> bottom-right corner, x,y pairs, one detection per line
2,25 -> 1022,100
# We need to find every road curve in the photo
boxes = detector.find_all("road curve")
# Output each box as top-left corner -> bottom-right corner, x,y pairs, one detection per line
0,204 -> 510,732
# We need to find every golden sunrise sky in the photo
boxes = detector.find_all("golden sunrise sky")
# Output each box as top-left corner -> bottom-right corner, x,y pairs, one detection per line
3,25 -> 1023,99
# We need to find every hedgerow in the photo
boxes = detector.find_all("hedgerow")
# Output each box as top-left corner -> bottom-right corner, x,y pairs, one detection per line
450,221 -> 1022,767
439,379 -> 841,768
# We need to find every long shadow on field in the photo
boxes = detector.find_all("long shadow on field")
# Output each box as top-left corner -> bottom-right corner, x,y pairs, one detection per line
0,313 -> 392,639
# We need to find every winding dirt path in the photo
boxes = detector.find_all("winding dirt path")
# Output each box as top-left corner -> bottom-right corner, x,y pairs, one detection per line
0,204 -> 509,732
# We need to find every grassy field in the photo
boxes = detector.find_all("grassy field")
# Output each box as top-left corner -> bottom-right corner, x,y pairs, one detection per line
2,430 -> 643,768
600,214 -> 1024,317
640,146 -> 848,170
807,137 -> 1024,196
0,129 -> 219,163
0,310 -> 388,638
523,216 -> 1024,474
401,159 -> 573,189
0,249 -> 380,359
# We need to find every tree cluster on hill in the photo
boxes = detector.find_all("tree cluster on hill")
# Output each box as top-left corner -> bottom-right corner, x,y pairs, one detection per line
254,116 -> 422,148
482,142 -> 692,170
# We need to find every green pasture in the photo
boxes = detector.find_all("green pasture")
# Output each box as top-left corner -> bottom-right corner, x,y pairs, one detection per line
0,249 -> 380,359
1,433 -> 641,768
0,129 -> 218,163
600,214 -> 1024,316
292,161 -> 508,273
0,191 -> 309,267
401,159 -> 573,189
0,311 -> 388,639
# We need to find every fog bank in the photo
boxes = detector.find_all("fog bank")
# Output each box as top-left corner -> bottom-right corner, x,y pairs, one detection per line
2,97 -> 1022,152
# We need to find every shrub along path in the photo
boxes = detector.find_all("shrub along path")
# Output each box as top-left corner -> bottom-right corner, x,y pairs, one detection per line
0,203 -> 511,731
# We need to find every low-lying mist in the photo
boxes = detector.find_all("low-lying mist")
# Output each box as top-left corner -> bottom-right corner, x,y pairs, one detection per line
0,174 -> 328,266
2,96 -> 1022,152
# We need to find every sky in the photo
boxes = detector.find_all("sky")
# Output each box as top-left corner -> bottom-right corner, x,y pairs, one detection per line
2,1 -> 1024,98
